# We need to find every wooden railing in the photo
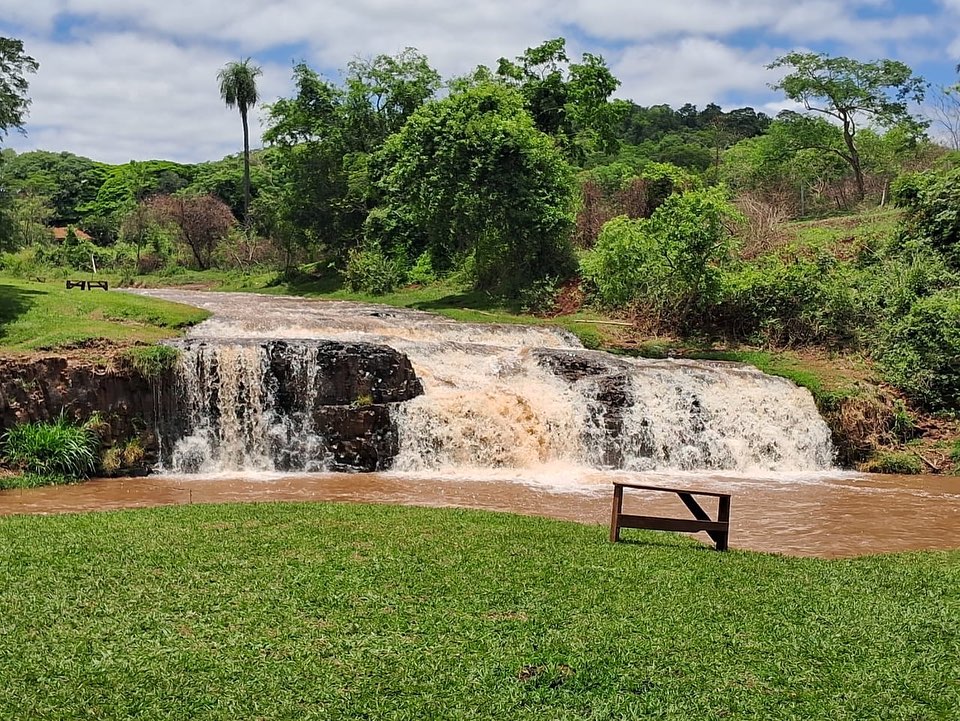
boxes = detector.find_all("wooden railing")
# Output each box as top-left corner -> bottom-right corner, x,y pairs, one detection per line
609,481 -> 731,551
65,280 -> 109,291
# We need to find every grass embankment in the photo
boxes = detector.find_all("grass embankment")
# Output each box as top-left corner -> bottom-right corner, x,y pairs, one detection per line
0,503 -> 956,720
0,276 -> 209,354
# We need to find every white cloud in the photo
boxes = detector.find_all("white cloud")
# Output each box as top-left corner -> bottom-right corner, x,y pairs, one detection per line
5,31 -> 290,164
0,0 -> 948,162
613,38 -> 780,108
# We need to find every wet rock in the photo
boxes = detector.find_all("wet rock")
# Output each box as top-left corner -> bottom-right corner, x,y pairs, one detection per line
262,339 -> 422,406
313,405 -> 399,472
162,339 -> 423,473
534,349 -> 634,468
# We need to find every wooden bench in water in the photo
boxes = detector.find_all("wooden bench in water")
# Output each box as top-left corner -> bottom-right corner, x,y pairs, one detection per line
610,481 -> 731,551
65,280 -> 109,291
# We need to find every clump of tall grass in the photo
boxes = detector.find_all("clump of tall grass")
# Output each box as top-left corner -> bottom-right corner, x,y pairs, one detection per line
119,344 -> 180,379
1,414 -> 99,484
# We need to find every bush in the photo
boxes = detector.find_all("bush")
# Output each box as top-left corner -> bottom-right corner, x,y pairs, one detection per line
406,251 -> 437,286
876,288 -> 960,410
1,414 -> 99,482
860,450 -> 923,475
581,186 -> 740,325
716,256 -> 861,346
343,244 -> 405,295
893,168 -> 960,268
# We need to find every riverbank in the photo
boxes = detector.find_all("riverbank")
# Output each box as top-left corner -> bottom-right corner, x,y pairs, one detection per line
0,501 -> 956,719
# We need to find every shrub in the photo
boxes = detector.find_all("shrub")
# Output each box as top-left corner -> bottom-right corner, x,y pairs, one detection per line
876,288 -> 960,410
893,168 -> 960,268
343,244 -> 405,295
1,414 -> 99,482
581,186 -> 741,325
716,256 -> 861,346
406,251 -> 437,286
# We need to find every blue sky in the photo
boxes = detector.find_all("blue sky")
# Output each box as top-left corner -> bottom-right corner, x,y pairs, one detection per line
2,0 -> 959,164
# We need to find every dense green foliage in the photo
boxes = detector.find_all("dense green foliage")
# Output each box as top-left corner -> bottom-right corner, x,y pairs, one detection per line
0,36 -> 38,140
877,288 -> 960,409
372,83 -> 577,292
0,414 -> 97,483
581,186 -> 741,320
0,502 -> 957,718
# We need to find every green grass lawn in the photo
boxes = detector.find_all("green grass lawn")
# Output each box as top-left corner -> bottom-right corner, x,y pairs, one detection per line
0,502 -> 956,719
0,276 -> 209,352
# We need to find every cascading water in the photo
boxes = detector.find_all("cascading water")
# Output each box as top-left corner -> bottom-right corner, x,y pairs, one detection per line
141,290 -> 834,475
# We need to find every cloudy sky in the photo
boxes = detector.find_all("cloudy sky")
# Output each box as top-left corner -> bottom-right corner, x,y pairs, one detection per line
1,0 -> 958,164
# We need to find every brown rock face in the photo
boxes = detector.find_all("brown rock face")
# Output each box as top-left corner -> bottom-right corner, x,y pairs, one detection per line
0,356 -> 165,459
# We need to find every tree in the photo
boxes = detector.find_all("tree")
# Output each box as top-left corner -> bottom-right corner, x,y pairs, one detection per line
0,37 -> 38,140
218,58 -> 262,228
343,48 -> 440,152
768,52 -> 926,200
147,194 -> 235,270
496,38 -> 621,161
926,84 -> 960,150
1,150 -> 108,224
371,83 -> 576,292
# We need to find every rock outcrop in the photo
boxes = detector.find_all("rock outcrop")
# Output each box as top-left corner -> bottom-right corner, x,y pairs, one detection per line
162,339 -> 423,473
0,355 -> 165,457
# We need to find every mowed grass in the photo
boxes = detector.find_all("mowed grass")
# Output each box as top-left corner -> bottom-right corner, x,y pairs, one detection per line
0,502 -> 956,720
0,277 -> 209,351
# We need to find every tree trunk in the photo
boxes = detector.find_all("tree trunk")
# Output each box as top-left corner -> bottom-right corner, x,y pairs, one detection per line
841,123 -> 865,202
241,105 -> 251,231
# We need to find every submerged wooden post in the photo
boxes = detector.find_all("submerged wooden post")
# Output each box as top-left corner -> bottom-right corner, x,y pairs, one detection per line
609,481 -> 732,551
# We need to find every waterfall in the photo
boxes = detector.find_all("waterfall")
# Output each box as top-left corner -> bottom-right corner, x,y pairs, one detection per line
143,291 -> 834,475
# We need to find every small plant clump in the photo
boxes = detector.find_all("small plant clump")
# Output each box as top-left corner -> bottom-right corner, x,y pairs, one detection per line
0,414 -> 99,485
860,450 -> 923,475
120,344 -> 180,379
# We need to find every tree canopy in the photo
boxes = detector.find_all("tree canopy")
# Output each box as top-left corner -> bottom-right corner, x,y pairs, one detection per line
496,38 -> 621,161
768,52 -> 926,198
0,37 -> 38,140
371,82 -> 577,291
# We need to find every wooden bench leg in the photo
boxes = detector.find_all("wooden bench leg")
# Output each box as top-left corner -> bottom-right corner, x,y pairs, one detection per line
716,495 -> 731,552
609,483 -> 624,542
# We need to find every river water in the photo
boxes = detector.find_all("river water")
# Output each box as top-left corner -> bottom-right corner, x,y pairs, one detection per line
2,289 -> 957,558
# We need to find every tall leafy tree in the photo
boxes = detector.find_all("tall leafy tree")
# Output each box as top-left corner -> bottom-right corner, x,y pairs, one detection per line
768,52 -> 926,200
218,58 -> 263,227
0,36 -> 38,141
371,83 -> 576,292
496,38 -> 621,162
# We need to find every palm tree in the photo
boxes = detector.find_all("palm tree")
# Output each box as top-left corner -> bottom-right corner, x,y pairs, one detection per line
217,58 -> 263,228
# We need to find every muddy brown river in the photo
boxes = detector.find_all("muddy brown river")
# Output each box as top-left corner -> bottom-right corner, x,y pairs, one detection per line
2,470 -> 958,558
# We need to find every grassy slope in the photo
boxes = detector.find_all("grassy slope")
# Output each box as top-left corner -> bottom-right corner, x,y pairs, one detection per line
0,276 -> 209,352
0,502 -> 956,720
